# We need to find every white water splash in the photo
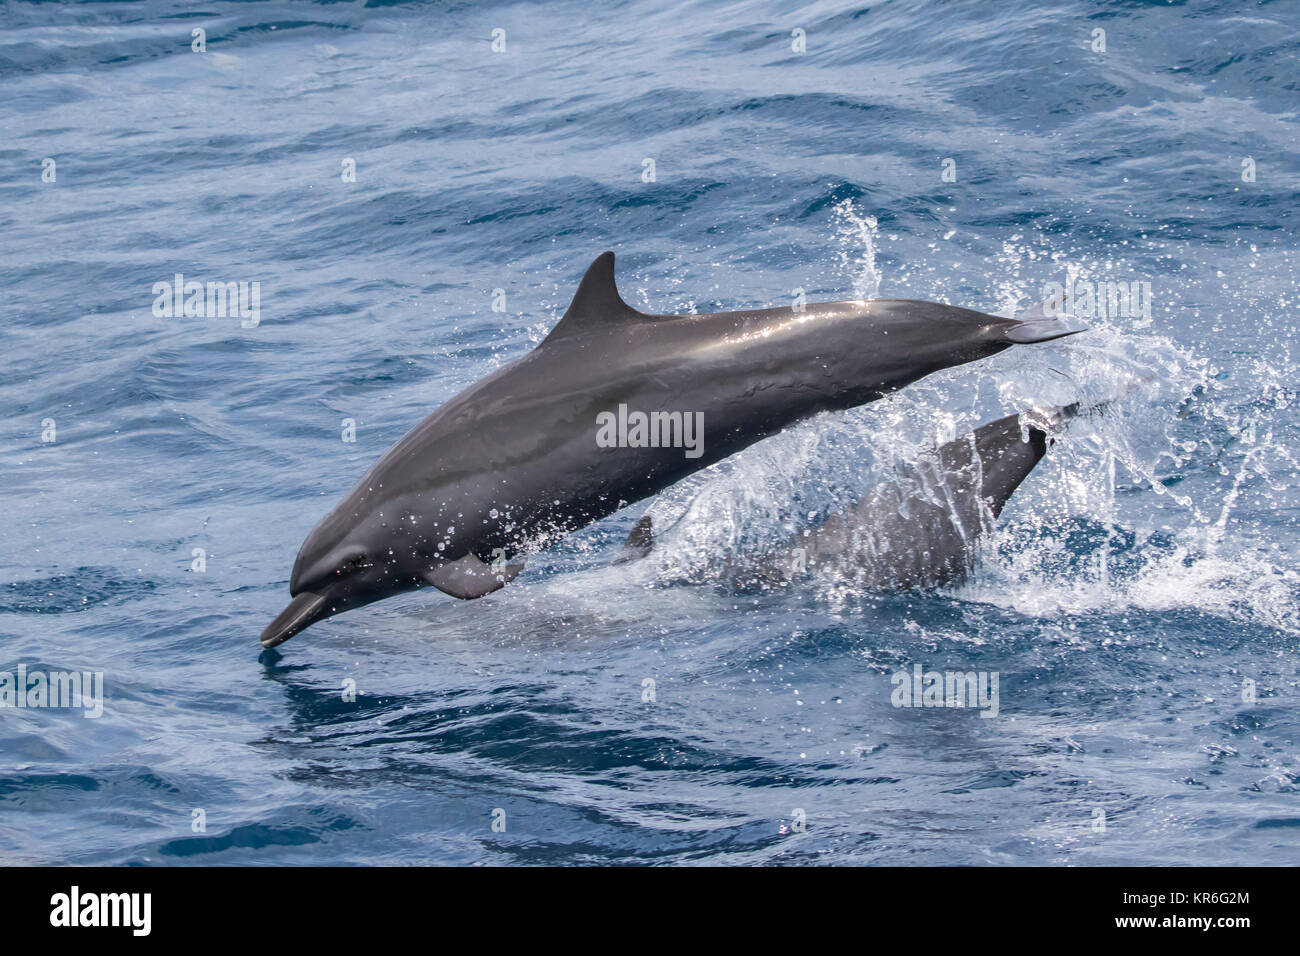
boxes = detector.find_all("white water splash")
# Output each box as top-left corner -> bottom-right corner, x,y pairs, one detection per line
632,215 -> 1300,637
832,200 -> 881,299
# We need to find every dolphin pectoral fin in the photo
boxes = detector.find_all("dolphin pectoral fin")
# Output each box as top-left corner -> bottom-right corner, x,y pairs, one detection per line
424,553 -> 523,600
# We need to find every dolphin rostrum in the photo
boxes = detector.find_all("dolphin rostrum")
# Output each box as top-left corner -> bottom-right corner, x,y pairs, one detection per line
262,253 -> 1083,647
625,405 -> 1082,591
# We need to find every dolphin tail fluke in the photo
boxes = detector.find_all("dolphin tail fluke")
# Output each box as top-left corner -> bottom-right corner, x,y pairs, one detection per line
424,553 -> 524,600
1001,294 -> 1088,344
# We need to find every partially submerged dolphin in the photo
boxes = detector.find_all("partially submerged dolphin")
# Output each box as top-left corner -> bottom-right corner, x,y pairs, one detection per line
262,253 -> 1082,647
625,405 -> 1080,591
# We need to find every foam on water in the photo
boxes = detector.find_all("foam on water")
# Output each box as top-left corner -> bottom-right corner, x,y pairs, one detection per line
637,202 -> 1300,638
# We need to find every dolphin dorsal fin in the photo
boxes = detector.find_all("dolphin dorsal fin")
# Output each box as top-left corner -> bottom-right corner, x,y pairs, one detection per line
612,513 -> 654,565
626,513 -> 653,551
542,252 -> 643,345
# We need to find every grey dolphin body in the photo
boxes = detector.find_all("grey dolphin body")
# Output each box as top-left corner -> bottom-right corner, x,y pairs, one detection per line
625,405 -> 1078,591
262,253 -> 1082,647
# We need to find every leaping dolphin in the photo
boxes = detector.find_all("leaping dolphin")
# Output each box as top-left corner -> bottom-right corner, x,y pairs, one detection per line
262,252 -> 1082,647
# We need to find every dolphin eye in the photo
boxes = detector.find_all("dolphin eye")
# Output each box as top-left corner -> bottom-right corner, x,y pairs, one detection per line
337,553 -> 370,575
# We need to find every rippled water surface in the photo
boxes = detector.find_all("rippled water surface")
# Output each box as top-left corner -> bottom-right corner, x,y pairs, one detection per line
1,0 -> 1298,865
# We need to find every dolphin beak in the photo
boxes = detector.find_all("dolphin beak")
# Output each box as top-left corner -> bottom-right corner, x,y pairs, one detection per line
261,591 -> 329,648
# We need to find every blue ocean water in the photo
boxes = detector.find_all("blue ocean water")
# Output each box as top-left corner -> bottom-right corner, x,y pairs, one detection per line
1,0 -> 1297,865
